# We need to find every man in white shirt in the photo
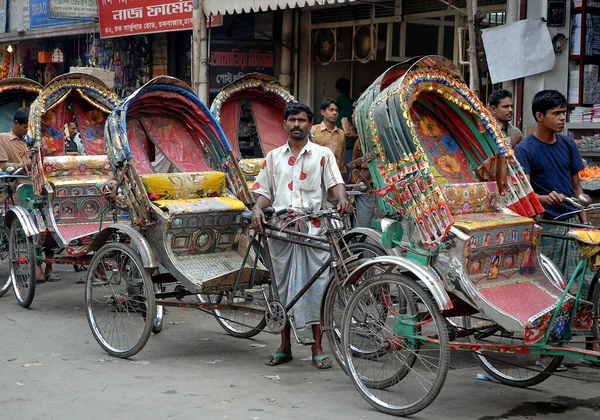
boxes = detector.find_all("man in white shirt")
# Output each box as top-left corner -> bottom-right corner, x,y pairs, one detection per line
251,102 -> 352,369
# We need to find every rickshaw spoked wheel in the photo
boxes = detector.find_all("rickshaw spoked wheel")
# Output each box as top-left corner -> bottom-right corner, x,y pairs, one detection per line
341,273 -> 449,417
8,220 -> 36,308
323,241 -> 389,375
198,287 -> 269,339
85,242 -> 156,358
591,278 -> 600,352
0,226 -> 12,298
464,315 -> 564,387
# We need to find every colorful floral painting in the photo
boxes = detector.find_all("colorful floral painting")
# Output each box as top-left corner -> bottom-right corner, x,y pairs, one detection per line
411,105 -> 475,183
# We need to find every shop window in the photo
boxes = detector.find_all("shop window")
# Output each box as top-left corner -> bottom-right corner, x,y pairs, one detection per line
386,18 -> 456,62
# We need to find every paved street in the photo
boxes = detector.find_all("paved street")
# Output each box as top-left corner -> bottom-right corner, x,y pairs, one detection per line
1,265 -> 600,420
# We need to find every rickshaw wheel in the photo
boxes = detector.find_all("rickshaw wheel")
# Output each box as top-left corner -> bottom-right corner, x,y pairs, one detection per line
591,280 -> 600,352
0,226 -> 12,297
465,315 -> 564,387
323,242 -> 388,374
198,287 -> 269,339
342,273 -> 449,417
152,283 -> 164,334
85,242 -> 156,358
9,221 -> 36,308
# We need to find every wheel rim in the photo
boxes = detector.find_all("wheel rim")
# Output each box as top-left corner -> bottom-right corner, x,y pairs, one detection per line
343,276 -> 448,415
10,223 -> 33,304
205,286 -> 268,334
86,246 -> 153,355
464,314 -> 561,383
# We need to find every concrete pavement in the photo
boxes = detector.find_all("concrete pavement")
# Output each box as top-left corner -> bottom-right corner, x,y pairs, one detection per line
1,266 -> 599,420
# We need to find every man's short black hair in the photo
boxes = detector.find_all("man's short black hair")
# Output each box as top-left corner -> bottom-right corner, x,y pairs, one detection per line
284,102 -> 314,123
335,78 -> 351,96
489,89 -> 513,108
14,107 -> 29,125
532,90 -> 567,120
320,98 -> 339,111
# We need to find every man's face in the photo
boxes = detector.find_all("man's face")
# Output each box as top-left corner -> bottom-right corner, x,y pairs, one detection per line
68,123 -> 77,137
284,111 -> 310,141
536,105 -> 566,133
14,122 -> 28,138
321,104 -> 338,125
491,97 -> 513,124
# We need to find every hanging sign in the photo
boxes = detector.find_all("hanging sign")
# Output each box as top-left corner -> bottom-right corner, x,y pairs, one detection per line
209,43 -> 274,91
49,0 -> 97,19
52,48 -> 64,63
99,0 -> 193,38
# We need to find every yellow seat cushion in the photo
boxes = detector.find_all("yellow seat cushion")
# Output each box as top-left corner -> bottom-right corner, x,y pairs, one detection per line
453,210 -> 533,233
153,196 -> 247,215
140,172 -> 226,200
239,158 -> 264,177
43,155 -> 111,178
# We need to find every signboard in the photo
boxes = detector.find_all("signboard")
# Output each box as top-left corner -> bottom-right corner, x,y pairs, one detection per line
209,43 -> 274,91
30,0 -> 78,28
99,0 -> 193,38
152,33 -> 168,77
52,48 -> 64,63
49,0 -> 97,19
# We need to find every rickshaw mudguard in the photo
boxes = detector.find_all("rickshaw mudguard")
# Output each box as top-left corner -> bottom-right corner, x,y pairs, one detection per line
342,227 -> 386,251
343,255 -> 453,311
87,224 -> 159,269
4,206 -> 39,237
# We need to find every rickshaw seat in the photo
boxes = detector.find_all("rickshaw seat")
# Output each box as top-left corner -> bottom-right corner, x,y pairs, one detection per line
43,155 -> 112,188
140,171 -> 247,215
452,211 -> 534,233
568,228 -> 600,246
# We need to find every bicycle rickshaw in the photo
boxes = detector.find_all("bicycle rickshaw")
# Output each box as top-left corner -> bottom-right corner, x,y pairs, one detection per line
83,76 -> 381,358
0,78 -> 42,298
6,73 -> 119,308
335,56 -> 600,416
210,73 -> 295,188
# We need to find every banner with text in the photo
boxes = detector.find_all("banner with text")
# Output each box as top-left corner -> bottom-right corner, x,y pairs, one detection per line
209,43 -> 274,91
99,0 -> 193,38
50,0 -> 97,19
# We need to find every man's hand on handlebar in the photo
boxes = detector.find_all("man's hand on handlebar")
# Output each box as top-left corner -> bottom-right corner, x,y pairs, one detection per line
543,191 -> 565,207
251,206 -> 267,232
337,198 -> 354,214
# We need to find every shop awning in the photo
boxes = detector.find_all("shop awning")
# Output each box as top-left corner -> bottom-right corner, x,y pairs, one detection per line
203,0 -> 354,15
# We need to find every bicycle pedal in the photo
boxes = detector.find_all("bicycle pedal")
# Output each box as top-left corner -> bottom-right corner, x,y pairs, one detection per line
299,338 -> 316,346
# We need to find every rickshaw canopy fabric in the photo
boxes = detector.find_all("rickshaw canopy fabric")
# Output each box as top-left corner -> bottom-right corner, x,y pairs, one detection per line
210,73 -> 294,160
355,56 -> 544,247
0,78 -> 42,133
26,73 -> 119,156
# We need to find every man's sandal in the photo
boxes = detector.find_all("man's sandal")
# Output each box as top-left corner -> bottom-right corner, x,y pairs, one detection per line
312,354 -> 332,370
265,352 -> 293,366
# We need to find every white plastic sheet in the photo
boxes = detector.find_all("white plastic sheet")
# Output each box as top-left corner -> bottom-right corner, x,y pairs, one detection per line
482,19 -> 556,83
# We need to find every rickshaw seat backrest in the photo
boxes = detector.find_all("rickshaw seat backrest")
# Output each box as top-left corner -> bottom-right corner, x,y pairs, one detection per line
139,172 -> 227,201
440,182 -> 502,215
43,155 -> 111,178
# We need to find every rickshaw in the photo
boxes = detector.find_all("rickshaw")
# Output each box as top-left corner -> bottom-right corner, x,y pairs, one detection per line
6,73 -> 120,308
337,56 -> 600,416
0,78 -> 42,298
210,73 -> 295,187
83,76 -> 379,358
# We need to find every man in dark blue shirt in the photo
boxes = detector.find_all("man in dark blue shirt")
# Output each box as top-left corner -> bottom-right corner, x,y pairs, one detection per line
514,90 -> 584,220
514,90 -> 588,371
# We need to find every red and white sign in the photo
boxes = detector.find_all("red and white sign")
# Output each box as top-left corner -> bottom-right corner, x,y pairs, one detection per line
99,0 -> 192,38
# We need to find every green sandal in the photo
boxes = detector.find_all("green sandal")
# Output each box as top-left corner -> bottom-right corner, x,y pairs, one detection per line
265,352 -> 293,366
312,354 -> 332,370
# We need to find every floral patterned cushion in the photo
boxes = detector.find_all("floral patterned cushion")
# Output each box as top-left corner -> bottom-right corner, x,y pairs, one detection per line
440,182 -> 502,215
140,171 -> 226,201
43,155 -> 111,178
